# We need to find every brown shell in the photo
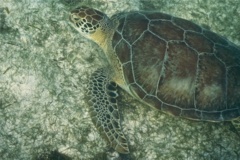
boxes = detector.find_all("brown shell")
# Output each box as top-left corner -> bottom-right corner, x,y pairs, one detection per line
111,11 -> 240,121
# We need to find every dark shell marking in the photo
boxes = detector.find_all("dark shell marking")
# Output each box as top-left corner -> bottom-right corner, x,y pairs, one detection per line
112,11 -> 240,121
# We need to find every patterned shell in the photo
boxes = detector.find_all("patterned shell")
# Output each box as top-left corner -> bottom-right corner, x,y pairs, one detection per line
111,11 -> 240,121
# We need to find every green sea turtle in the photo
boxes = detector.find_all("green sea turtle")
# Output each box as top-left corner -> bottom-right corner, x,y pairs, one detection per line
69,6 -> 240,154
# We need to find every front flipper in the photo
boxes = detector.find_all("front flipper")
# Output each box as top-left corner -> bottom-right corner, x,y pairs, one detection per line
87,68 -> 129,154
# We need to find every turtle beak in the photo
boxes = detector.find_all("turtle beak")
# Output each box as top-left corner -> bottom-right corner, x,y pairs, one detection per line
68,14 -> 78,30
69,14 -> 74,23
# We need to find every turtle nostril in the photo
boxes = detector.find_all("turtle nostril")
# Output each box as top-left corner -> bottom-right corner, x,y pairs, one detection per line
69,15 -> 73,22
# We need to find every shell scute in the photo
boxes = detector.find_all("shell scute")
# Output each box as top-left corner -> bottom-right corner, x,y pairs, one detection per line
201,111 -> 223,121
145,12 -> 172,20
132,31 -> 166,94
115,39 -> 131,64
181,109 -> 202,120
172,17 -> 202,32
215,44 -> 240,67
203,29 -> 228,46
116,16 -> 125,32
143,95 -> 163,110
227,66 -> 240,105
129,83 -> 147,99
161,103 -> 182,116
155,41 -> 198,108
150,20 -> 184,41
122,63 -> 134,84
222,108 -> 240,120
195,54 -> 226,111
167,42 -> 198,79
122,13 -> 149,44
185,31 -> 214,53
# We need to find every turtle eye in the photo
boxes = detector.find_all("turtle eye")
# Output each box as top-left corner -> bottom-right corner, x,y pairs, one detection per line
74,18 -> 80,21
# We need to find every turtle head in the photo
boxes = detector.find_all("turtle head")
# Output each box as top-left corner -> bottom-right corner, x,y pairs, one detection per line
69,6 -> 112,46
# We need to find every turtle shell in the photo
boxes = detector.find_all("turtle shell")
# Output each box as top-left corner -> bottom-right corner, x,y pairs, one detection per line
111,11 -> 240,121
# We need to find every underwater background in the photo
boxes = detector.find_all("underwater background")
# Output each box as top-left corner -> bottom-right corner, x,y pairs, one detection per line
0,0 -> 240,159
